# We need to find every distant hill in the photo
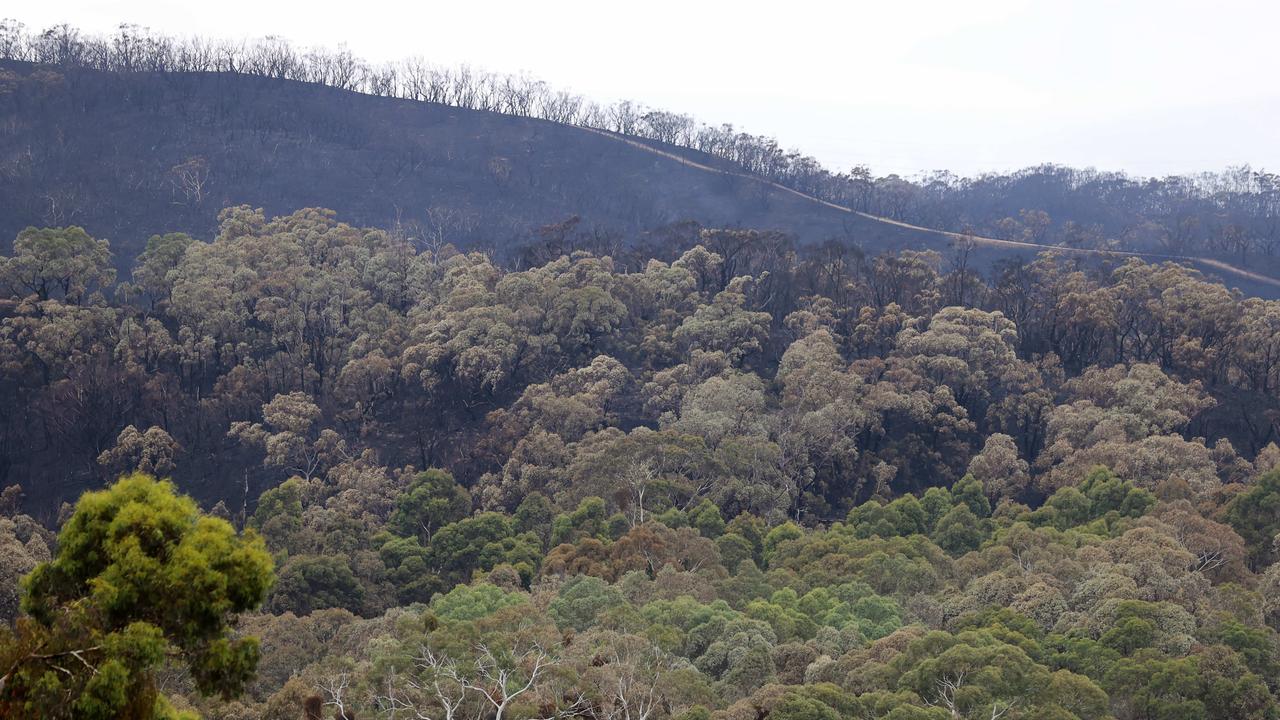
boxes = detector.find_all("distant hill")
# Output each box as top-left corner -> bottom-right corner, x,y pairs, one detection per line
0,62 -> 917,259
2,60 -> 1278,297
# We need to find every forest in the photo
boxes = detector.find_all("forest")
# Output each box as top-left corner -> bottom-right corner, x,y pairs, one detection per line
4,205 -> 1280,719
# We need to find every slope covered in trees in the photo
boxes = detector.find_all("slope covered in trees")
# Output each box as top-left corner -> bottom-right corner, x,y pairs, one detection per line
5,18 -> 1280,720
5,209 -> 1280,717
3,208 -> 1280,513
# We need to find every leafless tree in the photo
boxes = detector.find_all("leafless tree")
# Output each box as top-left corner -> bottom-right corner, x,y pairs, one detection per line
168,156 -> 210,204
594,640 -> 672,720
423,205 -> 478,252
319,672 -> 355,720
374,646 -> 471,720
620,461 -> 654,527
464,643 -> 554,720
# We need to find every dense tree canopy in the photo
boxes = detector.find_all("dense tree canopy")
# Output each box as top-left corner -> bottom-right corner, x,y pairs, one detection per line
3,207 -> 1280,718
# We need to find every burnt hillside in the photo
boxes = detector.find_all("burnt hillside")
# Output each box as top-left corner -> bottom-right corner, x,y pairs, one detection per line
3,61 -> 1278,297
0,61 -> 934,264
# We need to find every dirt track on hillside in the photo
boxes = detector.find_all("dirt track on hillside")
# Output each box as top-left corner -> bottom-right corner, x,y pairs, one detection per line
582,127 -> 1280,290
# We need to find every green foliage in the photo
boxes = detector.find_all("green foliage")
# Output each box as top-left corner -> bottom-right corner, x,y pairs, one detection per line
1203,618 -> 1280,679
770,691 -> 841,720
892,629 -> 1109,720
549,575 -> 624,631
1227,469 -> 1280,568
763,521 -> 802,564
1,474 -> 272,718
269,554 -> 363,615
551,496 -> 609,546
847,495 -> 927,539
514,492 -> 554,544
1045,632 -> 1123,681
850,594 -> 903,641
2,225 -> 115,302
688,498 -> 725,538
716,533 -> 755,573
950,474 -> 991,518
427,512 -> 541,583
655,506 -> 689,529
1101,648 -> 1278,720
429,582 -> 528,621
931,504 -> 985,554
725,514 -> 766,563
6,205 -> 1280,718
130,232 -> 195,307
389,468 -> 472,541
1030,466 -> 1156,532
251,478 -> 305,552
379,534 -> 443,604
846,486 -> 991,556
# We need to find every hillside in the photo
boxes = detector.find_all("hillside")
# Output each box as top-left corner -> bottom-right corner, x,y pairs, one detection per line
6,199 -> 1280,719
9,23 -> 1280,720
0,61 -> 921,262
4,60 -> 1278,298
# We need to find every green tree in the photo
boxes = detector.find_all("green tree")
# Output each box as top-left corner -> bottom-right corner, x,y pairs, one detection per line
250,478 -> 305,553
428,512 -> 540,583
688,498 -> 725,538
429,582 -> 528,622
268,554 -> 364,615
1227,470 -> 1280,568
549,575 -> 625,631
551,497 -> 609,546
389,468 -> 472,541
379,534 -> 443,604
0,473 -> 273,718
514,492 -> 554,546
129,232 -> 196,311
2,226 -> 115,303
931,504 -> 985,555
770,691 -> 841,720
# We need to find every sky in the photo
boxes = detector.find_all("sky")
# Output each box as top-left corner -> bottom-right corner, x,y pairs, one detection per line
10,0 -> 1279,177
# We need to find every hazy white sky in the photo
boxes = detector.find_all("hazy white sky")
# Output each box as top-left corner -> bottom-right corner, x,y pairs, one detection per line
11,0 -> 1279,177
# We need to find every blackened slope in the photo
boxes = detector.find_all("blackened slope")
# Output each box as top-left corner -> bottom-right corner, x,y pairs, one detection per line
1,62 -> 1276,298
0,62 -> 922,263
598,128 -> 1280,298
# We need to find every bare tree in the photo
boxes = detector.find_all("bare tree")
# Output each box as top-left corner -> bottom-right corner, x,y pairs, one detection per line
423,205 -> 478,252
319,672 -> 355,720
374,646 -> 470,720
464,643 -> 555,720
374,643 -> 558,720
592,639 -> 672,720
621,461 -> 653,528
412,648 -> 470,720
168,156 -> 210,204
